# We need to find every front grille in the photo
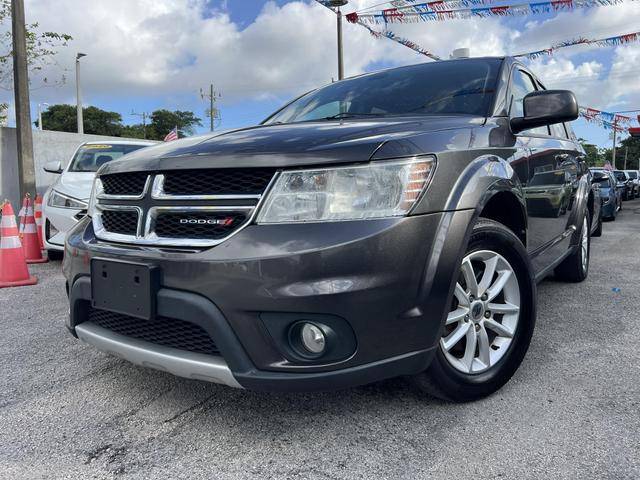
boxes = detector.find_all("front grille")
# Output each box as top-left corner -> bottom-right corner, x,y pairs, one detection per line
162,168 -> 275,196
101,210 -> 138,235
87,307 -> 219,355
102,172 -> 148,196
154,211 -> 248,240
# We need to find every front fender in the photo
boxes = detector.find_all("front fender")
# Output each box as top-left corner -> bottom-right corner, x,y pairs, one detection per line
443,153 -> 526,218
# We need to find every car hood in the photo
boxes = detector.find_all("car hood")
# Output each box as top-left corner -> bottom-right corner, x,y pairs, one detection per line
100,116 -> 484,174
50,171 -> 95,202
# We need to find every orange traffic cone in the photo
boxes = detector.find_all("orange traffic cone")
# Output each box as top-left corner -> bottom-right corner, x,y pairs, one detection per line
22,196 -> 48,264
34,194 -> 44,249
18,195 -> 27,234
0,201 -> 37,288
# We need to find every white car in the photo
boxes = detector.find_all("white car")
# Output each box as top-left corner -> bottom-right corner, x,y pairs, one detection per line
42,140 -> 156,257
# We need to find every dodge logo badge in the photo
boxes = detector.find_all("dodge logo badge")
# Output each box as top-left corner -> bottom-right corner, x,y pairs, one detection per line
179,218 -> 234,226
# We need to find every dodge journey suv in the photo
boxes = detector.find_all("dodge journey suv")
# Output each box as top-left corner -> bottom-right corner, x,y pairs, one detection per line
63,57 -> 593,401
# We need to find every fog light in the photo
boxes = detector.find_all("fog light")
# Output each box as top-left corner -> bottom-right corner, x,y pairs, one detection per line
300,323 -> 326,354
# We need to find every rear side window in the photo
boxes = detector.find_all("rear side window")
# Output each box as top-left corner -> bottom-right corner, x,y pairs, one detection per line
510,69 -> 548,136
549,123 -> 567,139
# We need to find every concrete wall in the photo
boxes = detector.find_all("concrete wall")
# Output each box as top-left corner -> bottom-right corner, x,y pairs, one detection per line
0,127 -> 147,209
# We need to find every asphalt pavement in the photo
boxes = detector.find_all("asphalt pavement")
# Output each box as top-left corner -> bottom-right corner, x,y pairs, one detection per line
1,202 -> 639,480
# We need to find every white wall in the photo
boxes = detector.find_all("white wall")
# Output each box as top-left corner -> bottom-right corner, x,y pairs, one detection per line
0,127 -> 151,209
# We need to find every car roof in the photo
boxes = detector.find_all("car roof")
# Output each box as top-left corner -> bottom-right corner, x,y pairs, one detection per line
83,140 -> 157,146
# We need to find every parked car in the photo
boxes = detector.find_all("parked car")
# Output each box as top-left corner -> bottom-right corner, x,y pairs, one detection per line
42,140 -> 156,258
613,170 -> 633,201
63,57 -> 594,402
624,169 -> 639,198
590,169 -> 620,220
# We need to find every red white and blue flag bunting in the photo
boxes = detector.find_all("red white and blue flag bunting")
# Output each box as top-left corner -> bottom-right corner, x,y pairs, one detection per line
347,0 -> 631,24
579,108 -> 633,132
315,0 -> 441,60
517,31 -> 640,59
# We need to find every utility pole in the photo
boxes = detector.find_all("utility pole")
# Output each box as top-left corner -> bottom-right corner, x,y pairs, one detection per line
76,52 -> 87,134
611,118 -> 618,169
37,102 -> 49,131
200,84 -> 221,132
11,0 -> 35,199
131,111 -> 148,139
329,0 -> 348,80
624,146 -> 628,170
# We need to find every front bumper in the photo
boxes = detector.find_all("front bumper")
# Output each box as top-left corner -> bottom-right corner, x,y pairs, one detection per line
64,209 -> 474,391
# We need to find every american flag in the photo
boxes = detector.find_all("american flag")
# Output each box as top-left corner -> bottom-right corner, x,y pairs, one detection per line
163,126 -> 178,142
603,161 -> 614,171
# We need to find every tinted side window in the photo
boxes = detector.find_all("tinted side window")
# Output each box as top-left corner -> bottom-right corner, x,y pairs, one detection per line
510,69 -> 548,135
564,122 -> 578,142
550,122 -> 567,139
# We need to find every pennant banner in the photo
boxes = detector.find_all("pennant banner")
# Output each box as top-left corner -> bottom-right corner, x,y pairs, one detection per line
315,0 -> 441,60
516,31 -> 640,58
347,0 -> 631,24
579,107 -> 633,132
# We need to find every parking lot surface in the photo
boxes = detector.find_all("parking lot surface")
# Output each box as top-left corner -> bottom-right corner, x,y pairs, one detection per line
1,203 -> 639,480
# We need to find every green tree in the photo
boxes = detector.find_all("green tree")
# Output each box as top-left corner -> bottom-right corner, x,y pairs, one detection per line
120,124 -> 147,139
0,1 -> 72,89
577,138 -> 605,167
39,104 -> 124,136
147,109 -> 202,140
617,135 -> 640,170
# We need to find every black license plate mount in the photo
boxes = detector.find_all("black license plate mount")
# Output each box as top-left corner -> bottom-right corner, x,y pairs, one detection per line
91,259 -> 159,320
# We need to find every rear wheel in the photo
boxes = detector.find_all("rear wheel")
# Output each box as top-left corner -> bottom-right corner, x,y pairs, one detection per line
413,219 -> 536,402
554,212 -> 589,282
47,249 -> 64,261
592,211 -> 602,237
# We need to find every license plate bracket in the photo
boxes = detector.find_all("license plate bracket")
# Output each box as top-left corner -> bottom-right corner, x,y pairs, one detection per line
91,259 -> 159,320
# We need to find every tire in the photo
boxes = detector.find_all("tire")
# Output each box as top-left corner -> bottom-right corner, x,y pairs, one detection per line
554,210 -> 590,283
592,211 -> 602,237
47,249 -> 64,261
412,218 -> 536,402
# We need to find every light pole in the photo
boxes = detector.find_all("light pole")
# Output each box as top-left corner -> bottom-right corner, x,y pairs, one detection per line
37,102 -> 49,130
76,52 -> 87,134
329,0 -> 348,80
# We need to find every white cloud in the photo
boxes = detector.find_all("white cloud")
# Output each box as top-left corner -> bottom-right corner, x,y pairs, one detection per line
2,0 -> 638,122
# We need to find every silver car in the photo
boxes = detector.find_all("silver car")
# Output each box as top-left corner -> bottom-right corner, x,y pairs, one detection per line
42,140 -> 156,257
624,170 -> 639,198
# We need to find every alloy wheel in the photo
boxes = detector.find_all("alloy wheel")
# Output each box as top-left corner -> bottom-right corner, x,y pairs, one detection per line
581,217 -> 589,273
440,250 -> 521,374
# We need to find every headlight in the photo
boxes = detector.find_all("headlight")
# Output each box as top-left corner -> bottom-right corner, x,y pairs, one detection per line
87,177 -> 103,218
47,190 -> 87,209
256,157 -> 435,224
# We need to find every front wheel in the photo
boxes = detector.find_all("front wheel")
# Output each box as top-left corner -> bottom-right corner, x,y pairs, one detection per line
412,219 -> 536,402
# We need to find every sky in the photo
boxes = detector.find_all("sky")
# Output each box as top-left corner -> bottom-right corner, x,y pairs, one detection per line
4,0 -> 640,148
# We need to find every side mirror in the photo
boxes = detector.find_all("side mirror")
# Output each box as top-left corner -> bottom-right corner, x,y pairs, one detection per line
510,90 -> 579,134
43,161 -> 63,174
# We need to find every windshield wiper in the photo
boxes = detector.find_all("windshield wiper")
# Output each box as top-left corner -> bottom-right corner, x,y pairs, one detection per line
323,112 -> 385,120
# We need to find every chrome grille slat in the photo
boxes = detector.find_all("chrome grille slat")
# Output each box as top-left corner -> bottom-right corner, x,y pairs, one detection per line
93,169 -> 279,248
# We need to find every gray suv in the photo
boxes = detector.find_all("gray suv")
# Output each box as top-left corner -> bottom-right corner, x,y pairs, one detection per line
63,57 -> 593,401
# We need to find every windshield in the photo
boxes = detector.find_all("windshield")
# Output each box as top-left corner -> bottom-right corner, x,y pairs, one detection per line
68,144 -> 149,172
627,171 -> 638,179
614,171 -> 627,181
264,58 -> 501,125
